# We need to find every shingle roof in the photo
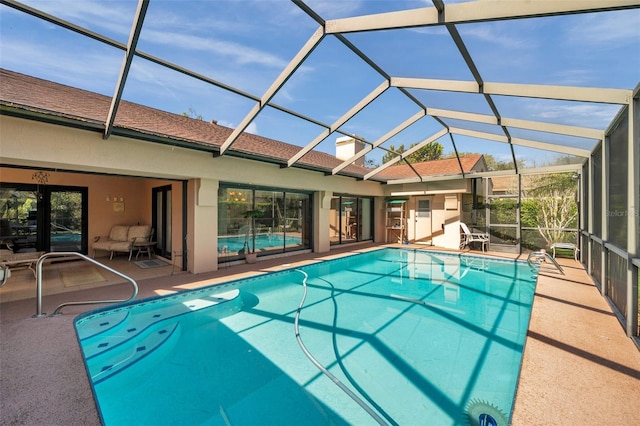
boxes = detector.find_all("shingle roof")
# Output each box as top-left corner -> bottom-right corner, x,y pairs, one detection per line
376,154 -> 485,181
0,69 -> 373,180
1,68 -> 485,183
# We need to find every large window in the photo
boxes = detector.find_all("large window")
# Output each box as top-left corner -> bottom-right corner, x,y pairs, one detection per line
218,185 -> 310,262
329,195 -> 373,245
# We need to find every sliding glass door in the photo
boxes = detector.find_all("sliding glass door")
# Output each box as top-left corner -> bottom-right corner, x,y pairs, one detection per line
46,186 -> 87,252
217,185 -> 311,262
0,183 -> 87,253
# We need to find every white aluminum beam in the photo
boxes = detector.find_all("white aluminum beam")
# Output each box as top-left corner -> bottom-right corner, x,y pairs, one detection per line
483,82 -> 632,105
326,0 -> 640,33
511,137 -> 591,158
430,164 -> 582,183
393,78 -> 632,105
449,127 -> 591,157
500,117 -> 603,140
288,80 -> 389,167
219,26 -> 325,155
363,155 -> 403,181
429,108 -> 603,140
104,0 -> 148,139
332,110 -> 425,175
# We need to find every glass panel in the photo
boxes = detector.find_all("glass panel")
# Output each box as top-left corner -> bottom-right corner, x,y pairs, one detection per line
359,198 -> 372,241
417,199 -> 431,217
253,190 -> 283,254
285,192 -> 309,251
329,196 -> 340,245
218,186 -> 252,261
49,190 -> 83,252
0,187 -> 38,252
608,114 -> 629,250
342,197 -> 357,243
165,189 -> 172,254
155,191 -> 164,250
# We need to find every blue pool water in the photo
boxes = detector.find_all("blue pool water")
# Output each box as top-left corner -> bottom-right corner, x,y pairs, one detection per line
75,248 -> 538,425
218,233 -> 302,254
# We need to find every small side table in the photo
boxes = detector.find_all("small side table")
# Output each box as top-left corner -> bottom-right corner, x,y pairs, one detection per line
550,242 -> 579,261
133,241 -> 156,260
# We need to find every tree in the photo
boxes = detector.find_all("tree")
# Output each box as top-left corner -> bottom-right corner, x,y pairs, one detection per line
522,172 -> 578,247
181,107 -> 204,120
381,141 -> 444,164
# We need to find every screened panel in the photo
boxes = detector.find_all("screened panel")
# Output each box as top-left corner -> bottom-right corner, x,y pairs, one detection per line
582,162 -> 589,234
521,172 -> 578,250
580,235 -> 588,266
607,115 -> 629,250
607,251 -> 628,318
592,146 -> 603,238
590,240 -> 603,289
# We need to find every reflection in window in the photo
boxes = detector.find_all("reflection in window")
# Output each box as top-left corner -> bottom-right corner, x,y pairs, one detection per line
0,186 -> 38,252
329,195 -> 373,245
217,186 -> 310,262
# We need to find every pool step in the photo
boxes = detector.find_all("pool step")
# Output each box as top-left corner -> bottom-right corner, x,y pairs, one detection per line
76,310 -> 130,341
88,321 -> 181,385
78,289 -> 241,359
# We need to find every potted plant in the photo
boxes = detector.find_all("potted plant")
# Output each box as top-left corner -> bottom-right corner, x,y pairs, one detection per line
242,209 -> 263,263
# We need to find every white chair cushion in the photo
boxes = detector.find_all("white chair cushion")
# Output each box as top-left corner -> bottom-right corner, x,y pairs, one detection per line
109,225 -> 130,242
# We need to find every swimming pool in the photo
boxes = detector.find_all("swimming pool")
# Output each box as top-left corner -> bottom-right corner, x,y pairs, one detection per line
218,233 -> 302,254
75,248 -> 538,425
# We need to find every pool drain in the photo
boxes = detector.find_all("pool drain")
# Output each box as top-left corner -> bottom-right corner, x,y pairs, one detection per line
465,399 -> 508,426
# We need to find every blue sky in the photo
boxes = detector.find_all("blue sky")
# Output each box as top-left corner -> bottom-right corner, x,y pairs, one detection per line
1,0 -> 639,168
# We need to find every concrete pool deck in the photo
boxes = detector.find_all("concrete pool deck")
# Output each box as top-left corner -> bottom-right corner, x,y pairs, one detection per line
1,243 -> 639,425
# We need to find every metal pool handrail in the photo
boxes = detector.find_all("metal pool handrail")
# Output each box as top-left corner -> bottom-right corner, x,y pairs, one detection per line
34,252 -> 139,317
527,250 -> 564,274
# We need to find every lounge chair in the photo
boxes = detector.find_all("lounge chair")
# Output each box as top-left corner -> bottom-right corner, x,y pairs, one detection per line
460,223 -> 489,252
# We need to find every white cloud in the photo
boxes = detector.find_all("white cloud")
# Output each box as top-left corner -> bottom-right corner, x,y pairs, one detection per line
459,24 -> 534,50
567,11 -> 640,45
0,37 -> 119,94
22,0 -> 133,38
141,29 -> 289,69
303,0 -> 364,18
527,101 -> 619,129
551,69 -> 594,86
245,122 -> 259,135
